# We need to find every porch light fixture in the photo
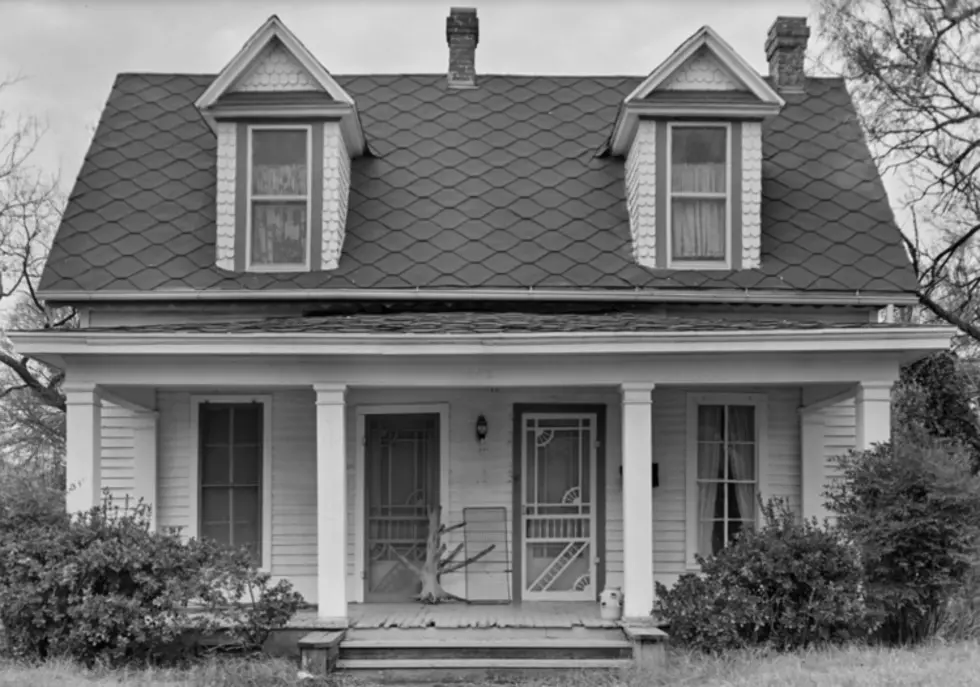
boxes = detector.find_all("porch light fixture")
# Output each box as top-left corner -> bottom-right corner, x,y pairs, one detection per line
475,415 -> 488,444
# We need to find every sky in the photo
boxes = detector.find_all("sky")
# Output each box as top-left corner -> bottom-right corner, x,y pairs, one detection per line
0,0 -> 814,191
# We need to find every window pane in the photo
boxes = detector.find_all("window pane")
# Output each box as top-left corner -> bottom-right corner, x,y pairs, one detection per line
672,198 -> 725,260
233,406 -> 262,444
728,406 -> 755,442
201,445 -> 230,485
201,521 -> 231,547
728,518 -> 746,545
671,127 -> 726,193
202,406 -> 230,445
728,444 -> 755,481
251,202 -> 307,265
697,406 -> 724,441
202,487 -> 230,528
233,445 -> 261,485
728,482 -> 755,521
252,130 -> 307,195
697,443 -> 724,479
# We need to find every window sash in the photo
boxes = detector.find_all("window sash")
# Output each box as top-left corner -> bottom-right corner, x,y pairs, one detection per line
247,126 -> 311,269
199,403 -> 264,563
669,124 -> 729,264
695,403 -> 756,556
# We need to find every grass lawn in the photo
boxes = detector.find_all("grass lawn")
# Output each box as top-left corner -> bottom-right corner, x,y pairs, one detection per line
1,640 -> 978,686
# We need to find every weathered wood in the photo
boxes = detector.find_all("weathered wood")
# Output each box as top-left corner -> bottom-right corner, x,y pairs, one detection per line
622,624 -> 668,672
298,630 -> 345,676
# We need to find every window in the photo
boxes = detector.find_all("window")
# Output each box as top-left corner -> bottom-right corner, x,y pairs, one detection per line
248,126 -> 311,269
669,124 -> 729,265
199,402 -> 264,563
686,393 -> 766,564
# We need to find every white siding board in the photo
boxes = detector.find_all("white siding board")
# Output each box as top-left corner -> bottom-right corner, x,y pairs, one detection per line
99,402 -> 137,504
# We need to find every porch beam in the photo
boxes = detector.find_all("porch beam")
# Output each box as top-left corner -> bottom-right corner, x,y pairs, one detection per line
621,382 -> 655,621
64,382 -> 102,513
856,381 -> 893,450
314,382 -> 348,624
66,351 -> 906,388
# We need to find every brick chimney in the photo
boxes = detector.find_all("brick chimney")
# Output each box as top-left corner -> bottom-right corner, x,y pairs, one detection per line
446,7 -> 478,89
765,17 -> 810,92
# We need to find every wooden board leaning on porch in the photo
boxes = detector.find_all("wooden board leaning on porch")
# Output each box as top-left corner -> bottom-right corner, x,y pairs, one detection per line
393,506 -> 495,604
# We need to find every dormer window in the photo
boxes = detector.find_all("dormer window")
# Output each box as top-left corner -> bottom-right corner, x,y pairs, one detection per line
248,126 -> 312,270
669,124 -> 729,267
612,26 -> 785,271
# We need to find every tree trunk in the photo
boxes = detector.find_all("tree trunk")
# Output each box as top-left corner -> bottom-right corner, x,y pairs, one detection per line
393,506 -> 496,604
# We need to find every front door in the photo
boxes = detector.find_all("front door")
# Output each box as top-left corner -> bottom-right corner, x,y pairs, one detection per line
518,411 -> 599,601
364,413 -> 440,602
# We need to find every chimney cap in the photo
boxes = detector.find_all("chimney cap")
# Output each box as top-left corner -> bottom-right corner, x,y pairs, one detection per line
765,16 -> 810,56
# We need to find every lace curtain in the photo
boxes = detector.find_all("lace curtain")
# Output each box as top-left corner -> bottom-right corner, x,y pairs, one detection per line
250,130 -> 308,266
671,127 -> 726,261
697,405 -> 756,556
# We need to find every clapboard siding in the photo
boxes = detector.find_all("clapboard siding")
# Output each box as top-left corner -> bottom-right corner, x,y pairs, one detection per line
156,391 -> 193,533
824,398 -> 856,485
99,402 -> 138,503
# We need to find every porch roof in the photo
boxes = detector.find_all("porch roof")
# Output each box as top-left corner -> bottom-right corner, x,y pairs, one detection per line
39,311 -> 935,335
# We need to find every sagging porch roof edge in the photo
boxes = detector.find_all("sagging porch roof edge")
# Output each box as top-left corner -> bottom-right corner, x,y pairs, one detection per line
10,325 -> 954,358
38,288 -> 920,307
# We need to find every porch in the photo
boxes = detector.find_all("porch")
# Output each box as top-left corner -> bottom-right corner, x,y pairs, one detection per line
27,323 -> 947,625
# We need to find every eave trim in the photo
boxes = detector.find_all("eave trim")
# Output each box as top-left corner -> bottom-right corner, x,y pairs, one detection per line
9,326 -> 954,358
39,287 -> 920,307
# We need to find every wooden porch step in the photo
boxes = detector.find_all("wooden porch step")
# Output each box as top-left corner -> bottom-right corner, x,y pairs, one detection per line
342,638 -> 631,649
337,657 -> 632,670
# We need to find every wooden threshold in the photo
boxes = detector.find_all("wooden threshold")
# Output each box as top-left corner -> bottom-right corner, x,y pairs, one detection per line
337,658 -> 632,670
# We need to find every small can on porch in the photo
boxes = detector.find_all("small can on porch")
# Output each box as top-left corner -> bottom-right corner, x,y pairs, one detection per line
599,587 -> 623,621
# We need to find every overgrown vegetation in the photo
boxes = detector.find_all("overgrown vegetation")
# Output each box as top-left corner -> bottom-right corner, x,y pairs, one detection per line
0,492 -> 304,666
655,499 -> 873,653
826,437 -> 980,644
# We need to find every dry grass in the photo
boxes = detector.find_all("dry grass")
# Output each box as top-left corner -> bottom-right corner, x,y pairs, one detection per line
1,641 -> 979,687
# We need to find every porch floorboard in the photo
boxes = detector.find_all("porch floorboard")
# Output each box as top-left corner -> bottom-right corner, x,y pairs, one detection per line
287,602 -> 618,630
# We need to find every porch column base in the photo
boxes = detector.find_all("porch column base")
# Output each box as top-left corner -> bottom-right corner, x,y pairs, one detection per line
65,383 -> 102,513
621,382 -> 656,620
314,383 -> 348,621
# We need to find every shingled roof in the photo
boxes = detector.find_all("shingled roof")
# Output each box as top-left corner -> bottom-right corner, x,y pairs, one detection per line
39,72 -> 917,299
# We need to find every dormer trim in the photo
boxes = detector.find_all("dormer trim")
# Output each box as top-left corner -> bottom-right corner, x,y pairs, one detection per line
195,15 -> 366,156
610,26 -> 784,156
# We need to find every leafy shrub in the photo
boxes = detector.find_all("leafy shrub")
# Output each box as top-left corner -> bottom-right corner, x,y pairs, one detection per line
826,438 -> 980,644
655,498 -> 873,653
0,495 -> 304,665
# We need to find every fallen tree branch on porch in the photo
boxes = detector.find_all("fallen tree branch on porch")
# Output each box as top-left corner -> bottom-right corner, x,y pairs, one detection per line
392,506 -> 496,604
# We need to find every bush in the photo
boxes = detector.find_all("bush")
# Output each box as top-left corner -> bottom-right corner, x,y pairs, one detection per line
0,495 -> 304,665
826,438 -> 980,644
655,498 -> 872,653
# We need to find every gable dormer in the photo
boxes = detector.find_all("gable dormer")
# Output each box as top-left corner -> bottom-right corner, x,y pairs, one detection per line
612,24 -> 787,271
195,16 -> 365,273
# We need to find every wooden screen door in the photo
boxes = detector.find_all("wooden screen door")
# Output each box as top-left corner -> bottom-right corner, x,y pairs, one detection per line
520,413 -> 598,601
364,413 -> 440,602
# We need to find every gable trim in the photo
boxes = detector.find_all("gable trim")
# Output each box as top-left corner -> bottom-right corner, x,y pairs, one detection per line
625,26 -> 783,106
196,16 -> 353,110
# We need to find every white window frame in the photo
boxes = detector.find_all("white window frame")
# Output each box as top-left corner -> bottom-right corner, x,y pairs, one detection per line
665,122 -> 732,270
352,403 -> 450,604
685,392 -> 767,570
245,124 -> 313,272
189,394 -> 274,572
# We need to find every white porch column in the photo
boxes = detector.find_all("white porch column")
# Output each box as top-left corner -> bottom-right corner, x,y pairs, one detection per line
621,382 -> 655,620
314,383 -> 348,624
799,410 -> 828,522
855,381 -> 892,450
64,383 -> 102,513
131,412 -> 159,530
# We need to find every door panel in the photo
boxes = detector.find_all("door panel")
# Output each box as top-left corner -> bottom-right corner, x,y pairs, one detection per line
521,413 -> 597,601
363,413 -> 440,602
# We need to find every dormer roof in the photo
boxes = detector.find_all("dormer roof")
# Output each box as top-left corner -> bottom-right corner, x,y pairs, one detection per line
195,15 -> 366,155
609,26 -> 784,156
